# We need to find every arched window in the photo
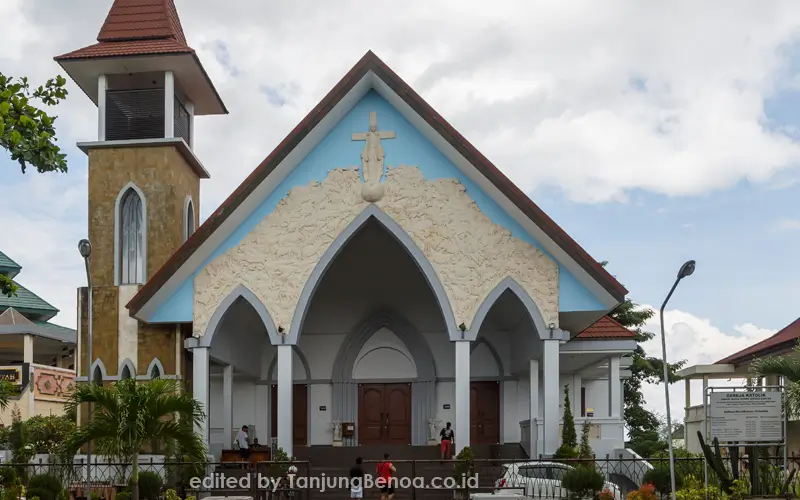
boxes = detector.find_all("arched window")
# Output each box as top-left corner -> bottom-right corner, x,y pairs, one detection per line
119,188 -> 145,284
92,365 -> 103,386
150,364 -> 161,379
120,364 -> 132,380
185,198 -> 195,241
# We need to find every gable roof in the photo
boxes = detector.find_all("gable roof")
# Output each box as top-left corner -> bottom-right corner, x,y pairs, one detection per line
574,315 -> 637,340
0,308 -> 33,327
0,280 -> 59,322
717,317 -> 800,365
126,50 -> 628,318
55,0 -> 192,60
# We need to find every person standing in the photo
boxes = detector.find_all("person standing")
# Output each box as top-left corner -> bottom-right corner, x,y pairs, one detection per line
440,422 -> 455,459
349,457 -> 364,499
377,453 -> 396,500
235,425 -> 249,468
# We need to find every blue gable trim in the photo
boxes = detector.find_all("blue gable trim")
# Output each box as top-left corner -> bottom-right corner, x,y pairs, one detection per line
148,90 -> 604,323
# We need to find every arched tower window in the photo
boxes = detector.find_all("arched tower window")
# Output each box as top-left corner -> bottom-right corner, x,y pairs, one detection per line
119,188 -> 145,284
185,198 -> 195,241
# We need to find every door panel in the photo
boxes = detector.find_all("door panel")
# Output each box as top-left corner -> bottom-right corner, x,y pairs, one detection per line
471,381 -> 500,444
385,384 -> 411,444
358,384 -> 386,445
271,384 -> 308,446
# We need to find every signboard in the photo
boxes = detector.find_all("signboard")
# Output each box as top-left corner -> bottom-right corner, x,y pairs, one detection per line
709,391 -> 783,443
0,368 -> 21,384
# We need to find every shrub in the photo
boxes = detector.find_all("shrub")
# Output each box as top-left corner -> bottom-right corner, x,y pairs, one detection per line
643,467 -> 676,495
269,447 -> 290,478
627,483 -> 658,500
561,465 -> 605,500
116,492 -> 131,500
185,496 -> 196,500
554,443 -> 579,461
453,446 -> 475,481
28,473 -> 62,500
599,489 -> 615,500
0,467 -> 18,488
561,385 -> 577,449
676,475 -> 727,500
137,471 -> 163,500
164,489 -> 180,500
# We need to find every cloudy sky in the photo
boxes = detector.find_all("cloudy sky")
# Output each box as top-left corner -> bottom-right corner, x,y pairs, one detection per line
2,0 -> 799,419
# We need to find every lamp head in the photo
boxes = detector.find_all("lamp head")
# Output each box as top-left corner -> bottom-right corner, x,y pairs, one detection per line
78,239 -> 92,259
677,260 -> 696,280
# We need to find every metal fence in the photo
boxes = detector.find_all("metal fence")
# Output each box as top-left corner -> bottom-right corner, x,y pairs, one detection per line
1,455 -> 799,500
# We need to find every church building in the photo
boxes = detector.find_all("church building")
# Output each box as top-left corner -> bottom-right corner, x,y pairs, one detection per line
56,0 -> 637,460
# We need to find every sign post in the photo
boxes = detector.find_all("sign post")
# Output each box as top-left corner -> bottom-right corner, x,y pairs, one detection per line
705,385 -> 787,493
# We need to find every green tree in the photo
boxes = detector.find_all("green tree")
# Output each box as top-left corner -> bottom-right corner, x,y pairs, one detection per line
554,384 -> 578,459
752,341 -> 800,418
600,261 -> 686,457
1,71 -> 69,299
0,380 -> 14,411
61,379 -> 206,500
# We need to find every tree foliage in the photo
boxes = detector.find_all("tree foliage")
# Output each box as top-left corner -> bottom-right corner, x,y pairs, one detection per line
600,261 -> 686,457
0,71 -> 69,300
61,378 -> 206,500
752,341 -> 800,418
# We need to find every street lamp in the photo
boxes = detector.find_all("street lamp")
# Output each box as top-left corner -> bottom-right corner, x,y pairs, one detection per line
660,260 -> 695,500
78,239 -> 92,489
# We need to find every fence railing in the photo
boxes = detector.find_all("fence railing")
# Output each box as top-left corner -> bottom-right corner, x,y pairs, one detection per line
1,455 -> 799,500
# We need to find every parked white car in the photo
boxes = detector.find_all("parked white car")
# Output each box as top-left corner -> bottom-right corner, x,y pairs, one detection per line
494,461 -> 622,500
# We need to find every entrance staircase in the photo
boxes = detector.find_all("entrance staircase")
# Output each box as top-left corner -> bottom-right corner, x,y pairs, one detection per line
205,444 -> 527,500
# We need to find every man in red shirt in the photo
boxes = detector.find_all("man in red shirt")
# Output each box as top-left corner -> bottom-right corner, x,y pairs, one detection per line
376,453 -> 396,500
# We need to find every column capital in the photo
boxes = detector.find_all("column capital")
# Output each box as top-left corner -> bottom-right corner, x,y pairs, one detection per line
184,337 -> 210,350
451,338 -> 472,343
544,329 -> 569,341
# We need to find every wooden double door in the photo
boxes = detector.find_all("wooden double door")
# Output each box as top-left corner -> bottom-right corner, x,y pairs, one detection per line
470,381 -> 500,444
358,383 -> 412,445
271,384 -> 308,446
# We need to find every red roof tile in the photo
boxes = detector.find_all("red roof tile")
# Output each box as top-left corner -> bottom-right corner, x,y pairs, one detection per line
127,51 -> 629,317
717,317 -> 800,365
55,0 -> 192,61
55,39 -> 193,60
575,316 -> 637,339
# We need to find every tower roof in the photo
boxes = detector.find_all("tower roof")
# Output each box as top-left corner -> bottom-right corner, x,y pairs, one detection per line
54,0 -> 226,116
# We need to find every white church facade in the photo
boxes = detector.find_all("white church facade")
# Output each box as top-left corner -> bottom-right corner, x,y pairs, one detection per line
130,52 -> 635,460
56,2 -> 636,461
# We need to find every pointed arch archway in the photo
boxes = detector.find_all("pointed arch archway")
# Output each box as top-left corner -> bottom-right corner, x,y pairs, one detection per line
470,337 -> 504,376
288,205 -> 457,345
201,284 -> 280,346
331,307 -> 437,445
467,277 -> 550,341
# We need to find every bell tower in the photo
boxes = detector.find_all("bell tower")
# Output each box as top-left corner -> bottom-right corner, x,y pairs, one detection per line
56,0 -> 226,389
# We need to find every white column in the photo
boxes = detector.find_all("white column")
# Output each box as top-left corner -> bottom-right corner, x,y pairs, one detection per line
164,71 -> 175,139
608,356 -> 621,418
186,101 -> 195,148
223,364 -> 234,447
192,346 -> 210,445
23,335 -> 34,364
277,344 -> 293,456
98,75 -> 107,141
529,359 -> 539,458
454,340 -> 471,452
542,339 -> 559,455
701,375 -> 709,438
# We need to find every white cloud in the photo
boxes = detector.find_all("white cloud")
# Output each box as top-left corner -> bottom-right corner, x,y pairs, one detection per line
637,306 -> 777,425
3,1 -> 800,328
774,218 -> 800,231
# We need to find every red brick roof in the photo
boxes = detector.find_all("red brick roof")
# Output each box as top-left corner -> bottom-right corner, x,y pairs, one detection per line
575,316 -> 637,339
55,0 -> 193,61
717,317 -> 800,365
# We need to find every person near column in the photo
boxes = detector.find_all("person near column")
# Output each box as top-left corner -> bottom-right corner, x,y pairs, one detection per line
440,422 -> 455,460
236,425 -> 250,463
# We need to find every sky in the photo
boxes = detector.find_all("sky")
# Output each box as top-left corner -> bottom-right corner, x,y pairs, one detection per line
2,0 -> 799,422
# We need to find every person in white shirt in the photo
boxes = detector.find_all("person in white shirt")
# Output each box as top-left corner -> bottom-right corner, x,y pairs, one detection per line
236,425 -> 249,461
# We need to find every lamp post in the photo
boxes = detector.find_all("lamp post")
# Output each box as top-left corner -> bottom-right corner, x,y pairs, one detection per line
660,260 -> 695,500
78,239 -> 92,489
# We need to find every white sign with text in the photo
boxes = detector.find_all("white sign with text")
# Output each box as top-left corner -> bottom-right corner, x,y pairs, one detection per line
709,391 -> 783,443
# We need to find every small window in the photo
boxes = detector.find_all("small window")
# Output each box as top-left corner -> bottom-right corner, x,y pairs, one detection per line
120,365 -> 132,380
92,365 -> 103,385
150,364 -> 161,379
185,199 -> 195,241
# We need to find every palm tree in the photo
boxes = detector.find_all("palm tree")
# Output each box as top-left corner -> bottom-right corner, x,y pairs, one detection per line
62,378 -> 206,500
751,341 -> 800,418
0,380 -> 14,410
